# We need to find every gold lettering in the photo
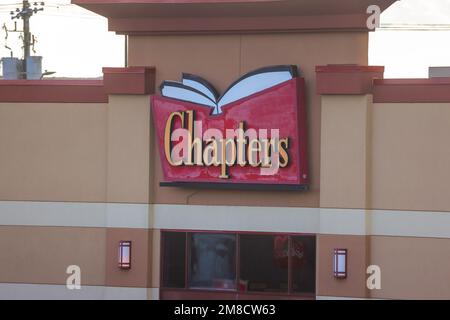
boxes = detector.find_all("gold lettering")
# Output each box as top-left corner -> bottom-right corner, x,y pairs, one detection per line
185,110 -> 203,166
260,138 -> 272,168
164,111 -> 291,176
203,139 -> 219,166
236,122 -> 247,166
164,111 -> 184,166
219,139 -> 229,179
247,138 -> 262,167
279,138 -> 289,168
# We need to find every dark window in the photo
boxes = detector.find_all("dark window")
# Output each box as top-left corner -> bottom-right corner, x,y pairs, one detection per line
162,232 -> 186,288
161,231 -> 316,297
291,236 -> 316,294
239,234 -> 288,292
189,233 -> 236,290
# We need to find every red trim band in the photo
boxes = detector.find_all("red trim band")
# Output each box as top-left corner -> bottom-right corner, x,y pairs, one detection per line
0,67 -> 155,103
316,65 -> 450,103
103,66 -> 155,95
316,65 -> 385,95
109,14 -> 369,35
0,80 -> 107,103
373,78 -> 450,103
72,0 -> 397,35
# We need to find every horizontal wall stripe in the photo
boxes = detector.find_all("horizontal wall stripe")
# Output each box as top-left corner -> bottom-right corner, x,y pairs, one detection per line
371,210 -> 450,239
1,201 -> 450,238
316,295 -> 378,300
0,201 -> 149,229
319,208 -> 368,235
0,283 -> 148,300
153,205 -> 450,238
106,203 -> 149,229
148,288 -> 160,300
152,204 -> 320,234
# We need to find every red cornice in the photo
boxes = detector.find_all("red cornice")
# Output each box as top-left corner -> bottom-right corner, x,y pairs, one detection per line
103,67 -> 156,95
373,78 -> 450,103
0,67 -> 155,103
109,14 -> 368,35
316,65 -> 386,73
0,80 -> 107,103
316,65 -> 385,95
71,0 -> 398,35
316,65 -> 450,103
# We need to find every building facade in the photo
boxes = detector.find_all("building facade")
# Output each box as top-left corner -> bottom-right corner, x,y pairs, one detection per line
0,0 -> 449,300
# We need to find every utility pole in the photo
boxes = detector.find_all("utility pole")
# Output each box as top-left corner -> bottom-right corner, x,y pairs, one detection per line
10,1 -> 45,73
22,1 -> 32,59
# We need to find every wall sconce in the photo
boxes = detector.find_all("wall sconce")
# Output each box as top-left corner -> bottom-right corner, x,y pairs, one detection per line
333,248 -> 347,279
118,240 -> 132,270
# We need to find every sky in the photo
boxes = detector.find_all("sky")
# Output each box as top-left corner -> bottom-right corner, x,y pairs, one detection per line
0,0 -> 124,77
1,0 -> 450,78
370,0 -> 450,78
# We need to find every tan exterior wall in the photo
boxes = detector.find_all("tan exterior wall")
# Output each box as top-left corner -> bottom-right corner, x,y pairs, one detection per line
0,96 -> 151,204
1,30 -> 450,300
320,99 -> 450,213
150,229 -> 161,289
320,95 -> 372,209
128,32 -> 369,207
0,225 -> 155,289
106,95 -> 151,204
316,98 -> 450,299
0,103 -> 107,203
0,226 -> 106,285
317,234 -> 369,298
370,236 -> 450,300
372,102 -> 450,212
105,228 -> 152,288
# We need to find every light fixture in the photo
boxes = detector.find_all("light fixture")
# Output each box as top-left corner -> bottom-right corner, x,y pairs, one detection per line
333,248 -> 347,279
118,240 -> 132,270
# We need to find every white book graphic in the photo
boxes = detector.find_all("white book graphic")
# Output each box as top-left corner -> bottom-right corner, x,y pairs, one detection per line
160,65 -> 298,115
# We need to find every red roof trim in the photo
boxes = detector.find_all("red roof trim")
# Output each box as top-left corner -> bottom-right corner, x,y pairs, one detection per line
0,67 -> 156,103
72,0 -> 398,35
373,78 -> 450,103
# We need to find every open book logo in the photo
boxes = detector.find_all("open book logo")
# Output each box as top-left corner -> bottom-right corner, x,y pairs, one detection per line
160,65 -> 298,115
151,65 -> 309,189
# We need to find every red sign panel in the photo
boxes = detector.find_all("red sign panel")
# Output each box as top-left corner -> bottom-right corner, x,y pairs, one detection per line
151,65 -> 309,189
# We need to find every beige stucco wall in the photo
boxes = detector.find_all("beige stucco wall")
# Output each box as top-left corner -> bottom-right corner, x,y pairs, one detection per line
0,225 -> 155,289
0,96 -> 151,204
317,97 -> 450,298
319,97 -> 450,212
0,225 -> 106,285
370,235 -> 450,299
0,102 -> 107,203
106,95 -> 151,204
372,102 -> 450,212
320,95 -> 372,209
1,31 -> 449,300
317,234 -> 370,298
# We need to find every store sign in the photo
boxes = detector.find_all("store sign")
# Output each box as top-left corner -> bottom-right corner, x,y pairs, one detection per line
151,65 -> 309,189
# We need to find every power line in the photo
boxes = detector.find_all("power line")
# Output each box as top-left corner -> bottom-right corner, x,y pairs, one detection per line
379,23 -> 450,31
0,3 -> 24,6
0,1 -> 71,5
